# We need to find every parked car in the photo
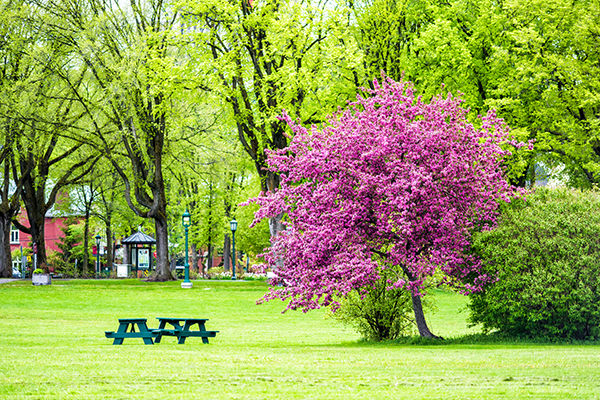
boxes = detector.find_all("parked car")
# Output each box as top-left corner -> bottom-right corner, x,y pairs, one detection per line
12,267 -> 21,278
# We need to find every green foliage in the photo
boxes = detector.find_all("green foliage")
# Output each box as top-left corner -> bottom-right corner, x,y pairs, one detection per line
50,218 -> 88,277
469,187 -> 600,340
181,0 -> 360,196
352,0 -> 600,187
32,269 -> 44,274
484,0 -> 600,187
11,247 -> 31,261
234,181 -> 271,258
330,271 -> 417,341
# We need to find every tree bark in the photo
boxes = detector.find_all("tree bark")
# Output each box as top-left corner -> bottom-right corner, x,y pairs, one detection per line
105,223 -> 113,274
151,213 -> 173,281
207,245 -> 213,272
31,224 -> 47,271
0,213 -> 13,278
223,234 -> 231,272
411,293 -> 442,339
0,151 -> 23,278
191,243 -> 198,273
13,201 -> 46,271
124,244 -> 130,264
82,208 -> 90,277
269,213 -> 286,268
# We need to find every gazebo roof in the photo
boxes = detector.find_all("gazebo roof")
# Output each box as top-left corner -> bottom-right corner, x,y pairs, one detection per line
122,229 -> 156,245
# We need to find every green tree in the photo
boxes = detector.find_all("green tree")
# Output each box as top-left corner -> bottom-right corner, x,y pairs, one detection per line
352,0 -> 599,187
1,0 -> 98,270
352,0 -> 492,108
10,89 -> 99,270
168,107 -> 269,274
483,0 -> 600,187
52,217 -> 86,277
181,0 -> 361,238
0,0 -> 27,278
37,0 -> 202,280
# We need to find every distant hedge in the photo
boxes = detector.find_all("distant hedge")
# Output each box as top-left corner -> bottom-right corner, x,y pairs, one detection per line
468,188 -> 600,340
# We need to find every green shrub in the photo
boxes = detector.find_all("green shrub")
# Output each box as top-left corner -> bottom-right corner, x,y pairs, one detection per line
11,247 -> 32,261
468,187 -> 600,340
330,271 -> 418,341
53,217 -> 87,276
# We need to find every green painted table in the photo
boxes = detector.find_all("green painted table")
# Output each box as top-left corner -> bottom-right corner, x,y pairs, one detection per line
104,318 -> 156,345
153,317 -> 219,344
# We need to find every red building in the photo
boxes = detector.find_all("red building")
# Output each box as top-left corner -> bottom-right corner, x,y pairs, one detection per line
9,209 -> 75,254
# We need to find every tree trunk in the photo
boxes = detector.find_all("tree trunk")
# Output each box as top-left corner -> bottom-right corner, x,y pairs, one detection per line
0,213 -> 13,278
105,223 -> 113,274
207,245 -> 213,271
124,244 -> 130,264
151,214 -> 174,281
13,188 -> 47,269
191,243 -> 198,273
206,182 -> 214,276
269,213 -> 286,268
411,293 -> 442,339
28,217 -> 47,270
223,234 -> 231,272
83,209 -> 90,277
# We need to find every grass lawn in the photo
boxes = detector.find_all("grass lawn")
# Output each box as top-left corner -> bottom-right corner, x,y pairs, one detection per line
1,279 -> 600,399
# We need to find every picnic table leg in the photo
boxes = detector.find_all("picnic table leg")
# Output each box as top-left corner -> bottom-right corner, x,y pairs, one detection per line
154,320 -> 167,343
137,322 -> 154,345
112,322 -> 130,345
178,321 -> 195,344
199,322 -> 209,344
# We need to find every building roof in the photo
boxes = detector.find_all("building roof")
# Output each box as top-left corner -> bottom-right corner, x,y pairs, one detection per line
122,229 -> 156,245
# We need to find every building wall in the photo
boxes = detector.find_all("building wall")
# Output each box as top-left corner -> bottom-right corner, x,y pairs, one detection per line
10,215 -> 72,254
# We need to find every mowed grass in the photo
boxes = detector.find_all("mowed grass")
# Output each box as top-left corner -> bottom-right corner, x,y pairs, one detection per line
1,279 -> 600,399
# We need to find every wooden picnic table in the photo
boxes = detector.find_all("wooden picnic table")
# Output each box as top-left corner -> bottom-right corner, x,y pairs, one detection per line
105,318 -> 156,345
153,317 -> 218,344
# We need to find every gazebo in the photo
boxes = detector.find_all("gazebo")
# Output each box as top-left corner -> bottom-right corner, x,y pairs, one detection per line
122,229 -> 156,275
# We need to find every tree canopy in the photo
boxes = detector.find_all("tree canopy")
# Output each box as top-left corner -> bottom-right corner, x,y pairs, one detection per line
1,0 -> 599,287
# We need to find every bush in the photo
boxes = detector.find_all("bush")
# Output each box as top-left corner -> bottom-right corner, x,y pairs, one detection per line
330,271 -> 418,341
468,187 -> 600,340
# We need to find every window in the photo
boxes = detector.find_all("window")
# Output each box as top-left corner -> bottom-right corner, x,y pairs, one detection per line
10,226 -> 19,244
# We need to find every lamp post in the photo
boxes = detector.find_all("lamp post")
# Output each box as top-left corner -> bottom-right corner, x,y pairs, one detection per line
95,234 -> 101,278
181,209 -> 193,289
230,218 -> 238,281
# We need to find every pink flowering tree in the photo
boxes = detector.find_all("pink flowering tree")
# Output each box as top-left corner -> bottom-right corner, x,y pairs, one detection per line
247,77 -> 521,338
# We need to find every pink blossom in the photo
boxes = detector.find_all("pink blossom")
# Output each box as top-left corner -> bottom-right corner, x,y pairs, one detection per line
245,77 -> 519,312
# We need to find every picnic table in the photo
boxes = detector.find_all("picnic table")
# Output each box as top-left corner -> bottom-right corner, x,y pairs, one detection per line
104,317 -> 218,345
105,318 -> 156,345
153,318 -> 218,344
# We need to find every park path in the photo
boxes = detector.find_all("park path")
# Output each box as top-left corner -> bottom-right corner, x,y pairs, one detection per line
0,279 -> 19,284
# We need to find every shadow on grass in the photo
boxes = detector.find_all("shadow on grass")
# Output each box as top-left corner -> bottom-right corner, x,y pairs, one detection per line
350,332 -> 600,347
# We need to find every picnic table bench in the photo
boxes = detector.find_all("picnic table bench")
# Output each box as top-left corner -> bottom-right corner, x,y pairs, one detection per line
104,317 -> 218,345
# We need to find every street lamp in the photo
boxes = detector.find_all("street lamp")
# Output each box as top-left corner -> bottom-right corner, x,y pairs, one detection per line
230,218 -> 238,281
181,209 -> 193,289
95,234 -> 101,278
